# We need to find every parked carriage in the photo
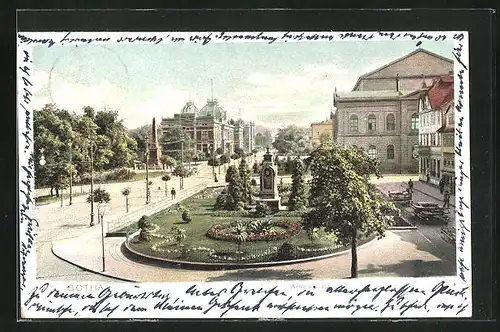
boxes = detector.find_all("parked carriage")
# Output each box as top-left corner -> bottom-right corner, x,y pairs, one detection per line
410,202 -> 449,225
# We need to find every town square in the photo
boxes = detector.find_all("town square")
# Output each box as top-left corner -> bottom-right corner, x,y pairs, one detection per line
30,39 -> 458,284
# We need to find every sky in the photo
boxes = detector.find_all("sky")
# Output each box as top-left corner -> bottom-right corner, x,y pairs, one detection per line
31,39 -> 453,130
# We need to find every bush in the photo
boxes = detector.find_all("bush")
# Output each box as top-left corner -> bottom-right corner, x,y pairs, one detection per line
277,242 -> 298,260
252,202 -> 271,217
213,193 -> 227,211
181,210 -> 192,223
138,215 -> 155,242
250,178 -> 258,186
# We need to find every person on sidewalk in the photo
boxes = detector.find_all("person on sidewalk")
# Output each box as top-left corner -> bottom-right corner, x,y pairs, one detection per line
171,187 -> 176,200
443,189 -> 450,209
426,168 -> 430,183
407,179 -> 414,194
439,177 -> 445,194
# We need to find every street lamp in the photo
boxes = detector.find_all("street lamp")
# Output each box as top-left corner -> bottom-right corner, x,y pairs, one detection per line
145,149 -> 150,204
209,144 -> 216,179
68,140 -> 73,205
98,204 -> 107,272
89,136 -> 95,227
39,148 -> 46,166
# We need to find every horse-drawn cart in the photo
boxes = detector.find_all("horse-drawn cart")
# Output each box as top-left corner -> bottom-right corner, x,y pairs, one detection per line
411,202 -> 449,225
388,190 -> 412,206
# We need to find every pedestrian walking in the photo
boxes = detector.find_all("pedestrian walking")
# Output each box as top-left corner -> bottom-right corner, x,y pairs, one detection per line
171,187 -> 176,200
439,177 -> 445,194
407,179 -> 414,195
426,168 -> 430,183
443,189 -> 450,209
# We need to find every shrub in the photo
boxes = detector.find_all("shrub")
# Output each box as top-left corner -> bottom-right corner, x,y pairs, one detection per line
277,242 -> 298,260
252,202 -> 271,217
250,178 -> 258,186
138,215 -> 155,242
181,210 -> 192,223
213,193 -> 227,211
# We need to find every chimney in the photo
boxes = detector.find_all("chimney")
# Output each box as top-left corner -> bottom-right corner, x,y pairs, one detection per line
396,73 -> 400,92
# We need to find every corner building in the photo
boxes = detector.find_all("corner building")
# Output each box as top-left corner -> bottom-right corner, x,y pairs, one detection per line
333,48 -> 453,173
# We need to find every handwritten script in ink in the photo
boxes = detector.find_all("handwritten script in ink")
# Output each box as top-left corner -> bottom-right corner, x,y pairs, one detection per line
452,32 -> 471,284
23,280 -> 469,318
18,48 -> 38,291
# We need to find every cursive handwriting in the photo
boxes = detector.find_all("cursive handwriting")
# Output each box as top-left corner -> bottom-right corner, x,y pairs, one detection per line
18,48 -> 37,291
22,280 -> 471,318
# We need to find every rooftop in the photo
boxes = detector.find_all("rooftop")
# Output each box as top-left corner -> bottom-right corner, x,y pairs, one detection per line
428,76 -> 454,109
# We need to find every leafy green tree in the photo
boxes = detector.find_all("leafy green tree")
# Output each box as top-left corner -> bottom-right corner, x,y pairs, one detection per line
254,130 -> 273,149
160,127 -> 193,161
172,165 -> 193,178
302,143 -> 396,278
160,155 -> 177,170
289,158 -> 308,211
272,125 -> 311,154
234,147 -> 246,159
224,166 -> 244,211
232,221 -> 248,253
238,158 -> 252,205
121,188 -> 131,212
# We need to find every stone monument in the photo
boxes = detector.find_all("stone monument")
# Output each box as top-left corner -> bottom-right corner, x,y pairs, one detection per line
148,117 -> 162,167
256,147 -> 281,211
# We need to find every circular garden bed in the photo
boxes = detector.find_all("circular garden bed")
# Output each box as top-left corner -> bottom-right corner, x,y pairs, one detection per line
124,187 -> 375,266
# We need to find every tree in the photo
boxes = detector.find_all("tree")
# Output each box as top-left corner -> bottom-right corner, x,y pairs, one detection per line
160,127 -> 192,161
161,174 -> 171,196
172,165 -> 192,178
319,132 -> 333,145
219,154 -> 230,165
87,188 -> 111,224
238,158 -> 252,205
160,155 -> 177,170
234,147 -> 246,159
288,158 -> 308,211
230,153 -> 240,165
254,130 -> 273,149
121,188 -> 131,213
232,221 -> 248,253
224,166 -> 244,211
302,143 -> 396,278
272,125 -> 311,154
138,215 -> 154,242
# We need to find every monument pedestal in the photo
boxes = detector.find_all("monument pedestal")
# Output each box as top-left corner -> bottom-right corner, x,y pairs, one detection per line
257,147 -> 282,212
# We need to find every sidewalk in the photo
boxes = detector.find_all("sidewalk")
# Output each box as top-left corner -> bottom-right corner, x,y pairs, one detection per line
413,180 -> 456,208
51,230 -> 456,283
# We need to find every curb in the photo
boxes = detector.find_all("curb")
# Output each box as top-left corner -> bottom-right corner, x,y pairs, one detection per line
51,242 -> 136,283
123,234 -> 378,271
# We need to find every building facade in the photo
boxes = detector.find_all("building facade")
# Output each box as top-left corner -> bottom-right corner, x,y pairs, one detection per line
417,76 -> 454,189
242,122 -> 256,153
161,99 -> 255,157
334,48 -> 453,173
161,99 -> 235,156
310,119 -> 334,147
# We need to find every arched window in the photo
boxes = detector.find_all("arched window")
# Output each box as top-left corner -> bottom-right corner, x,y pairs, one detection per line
368,145 -> 377,159
349,115 -> 358,132
411,113 -> 419,131
387,145 -> 395,159
367,114 -> 376,131
386,113 -> 396,131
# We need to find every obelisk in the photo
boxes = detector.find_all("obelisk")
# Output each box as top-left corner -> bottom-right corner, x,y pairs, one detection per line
148,117 -> 162,166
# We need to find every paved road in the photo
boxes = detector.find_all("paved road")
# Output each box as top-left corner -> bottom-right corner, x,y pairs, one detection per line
35,162 -> 215,281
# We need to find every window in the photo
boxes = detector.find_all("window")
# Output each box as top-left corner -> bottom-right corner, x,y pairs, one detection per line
349,115 -> 359,132
448,112 -> 454,125
411,113 -> 419,131
368,145 -> 377,159
386,114 -> 396,131
367,114 -> 376,131
430,112 -> 435,125
387,145 -> 395,159
201,130 -> 208,141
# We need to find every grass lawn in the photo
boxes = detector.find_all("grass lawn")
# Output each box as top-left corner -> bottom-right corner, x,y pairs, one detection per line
125,187 -> 349,263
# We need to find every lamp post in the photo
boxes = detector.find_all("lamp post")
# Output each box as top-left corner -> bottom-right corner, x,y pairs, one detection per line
180,133 -> 184,190
145,149 -> 150,204
68,140 -> 73,205
209,144 -> 215,179
98,204 -> 106,272
89,136 -> 95,227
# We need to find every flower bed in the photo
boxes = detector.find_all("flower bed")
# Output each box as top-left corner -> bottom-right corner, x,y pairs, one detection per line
206,219 -> 300,242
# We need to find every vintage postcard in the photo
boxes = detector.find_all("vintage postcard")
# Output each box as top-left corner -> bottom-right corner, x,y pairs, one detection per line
18,30 -> 471,319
